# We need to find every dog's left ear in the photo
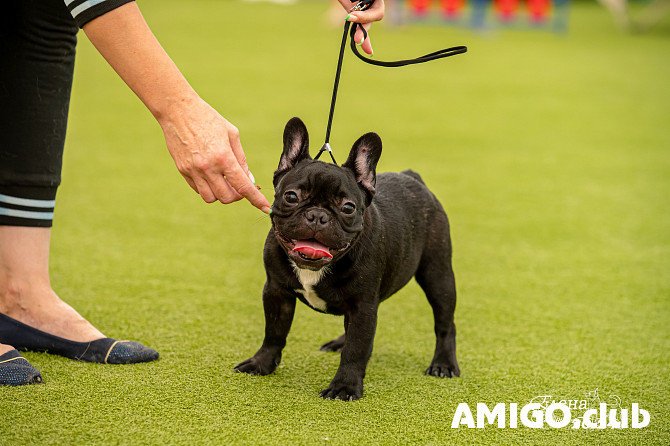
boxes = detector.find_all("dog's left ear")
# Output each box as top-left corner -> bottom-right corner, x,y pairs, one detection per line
342,132 -> 382,204
274,117 -> 311,187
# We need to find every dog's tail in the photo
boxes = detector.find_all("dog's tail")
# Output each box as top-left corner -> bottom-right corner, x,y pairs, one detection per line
401,169 -> 425,185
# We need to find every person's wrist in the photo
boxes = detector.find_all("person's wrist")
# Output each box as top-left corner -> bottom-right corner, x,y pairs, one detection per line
152,89 -> 201,128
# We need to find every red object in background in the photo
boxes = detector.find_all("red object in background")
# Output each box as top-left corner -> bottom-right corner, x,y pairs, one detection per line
440,0 -> 466,18
409,0 -> 432,16
527,0 -> 551,22
494,0 -> 519,20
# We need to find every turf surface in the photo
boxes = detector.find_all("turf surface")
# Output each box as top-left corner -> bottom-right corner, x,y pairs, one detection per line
1,0 -> 669,444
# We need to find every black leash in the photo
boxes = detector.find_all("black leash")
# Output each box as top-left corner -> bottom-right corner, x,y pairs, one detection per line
314,1 -> 468,163
317,20 -> 352,164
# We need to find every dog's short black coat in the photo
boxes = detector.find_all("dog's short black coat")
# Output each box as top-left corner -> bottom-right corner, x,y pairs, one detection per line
235,117 -> 459,400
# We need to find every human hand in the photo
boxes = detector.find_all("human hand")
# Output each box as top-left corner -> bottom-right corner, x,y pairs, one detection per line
159,96 -> 271,213
337,0 -> 385,56
82,3 -> 270,214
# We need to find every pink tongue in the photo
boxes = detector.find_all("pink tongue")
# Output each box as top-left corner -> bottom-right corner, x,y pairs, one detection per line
293,240 -> 333,259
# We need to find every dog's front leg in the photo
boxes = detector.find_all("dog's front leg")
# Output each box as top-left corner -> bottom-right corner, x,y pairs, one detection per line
320,303 -> 378,401
234,286 -> 296,376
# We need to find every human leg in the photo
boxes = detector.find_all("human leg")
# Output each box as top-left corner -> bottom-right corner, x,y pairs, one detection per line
0,0 -> 104,349
0,344 -> 14,356
0,227 -> 104,342
0,1 -> 157,374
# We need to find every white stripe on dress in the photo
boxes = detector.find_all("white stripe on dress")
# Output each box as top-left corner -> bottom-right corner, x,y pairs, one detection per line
0,194 -> 55,208
70,0 -> 108,18
0,208 -> 54,221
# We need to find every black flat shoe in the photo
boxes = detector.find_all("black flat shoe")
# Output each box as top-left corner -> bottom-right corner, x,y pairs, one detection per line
0,349 -> 43,386
0,313 -> 159,364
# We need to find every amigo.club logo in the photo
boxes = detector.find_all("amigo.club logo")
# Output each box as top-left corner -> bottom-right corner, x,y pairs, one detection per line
451,389 -> 650,429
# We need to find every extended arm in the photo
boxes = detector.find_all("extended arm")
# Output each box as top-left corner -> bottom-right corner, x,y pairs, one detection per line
82,2 -> 271,212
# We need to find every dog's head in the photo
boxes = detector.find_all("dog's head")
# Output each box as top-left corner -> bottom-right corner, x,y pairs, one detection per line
270,117 -> 382,271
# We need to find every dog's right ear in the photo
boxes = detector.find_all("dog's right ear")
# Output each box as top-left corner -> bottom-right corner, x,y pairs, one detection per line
274,117 -> 311,187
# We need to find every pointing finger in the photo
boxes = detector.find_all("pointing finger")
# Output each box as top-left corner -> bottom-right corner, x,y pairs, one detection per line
217,152 -> 271,213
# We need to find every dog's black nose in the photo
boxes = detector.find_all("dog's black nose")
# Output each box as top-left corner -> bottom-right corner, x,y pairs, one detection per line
305,209 -> 330,226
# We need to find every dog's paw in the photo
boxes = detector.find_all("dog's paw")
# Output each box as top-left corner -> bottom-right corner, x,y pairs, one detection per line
319,380 -> 363,401
234,355 -> 279,376
425,362 -> 460,378
319,334 -> 346,353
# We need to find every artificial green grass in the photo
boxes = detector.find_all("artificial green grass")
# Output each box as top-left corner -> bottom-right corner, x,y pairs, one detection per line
1,1 -> 669,444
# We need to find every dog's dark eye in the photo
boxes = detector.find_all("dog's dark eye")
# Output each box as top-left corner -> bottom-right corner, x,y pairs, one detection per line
342,202 -> 356,214
284,191 -> 299,204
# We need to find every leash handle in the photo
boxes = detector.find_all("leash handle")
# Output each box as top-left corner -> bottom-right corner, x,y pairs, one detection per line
350,24 -> 467,67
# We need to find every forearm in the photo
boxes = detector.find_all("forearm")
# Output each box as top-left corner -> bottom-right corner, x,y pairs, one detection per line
82,2 -> 195,123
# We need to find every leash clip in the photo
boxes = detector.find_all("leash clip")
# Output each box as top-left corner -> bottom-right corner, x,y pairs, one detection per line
319,142 -> 333,154
351,0 -> 374,12
315,142 -> 337,164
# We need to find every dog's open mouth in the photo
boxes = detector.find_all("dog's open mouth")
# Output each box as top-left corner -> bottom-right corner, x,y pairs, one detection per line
293,239 -> 333,259
274,230 -> 350,262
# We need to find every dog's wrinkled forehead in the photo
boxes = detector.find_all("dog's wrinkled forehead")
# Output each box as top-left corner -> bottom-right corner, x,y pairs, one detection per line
280,161 -> 362,202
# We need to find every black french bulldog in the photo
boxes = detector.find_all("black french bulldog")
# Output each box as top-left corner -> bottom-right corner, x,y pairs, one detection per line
234,117 -> 459,400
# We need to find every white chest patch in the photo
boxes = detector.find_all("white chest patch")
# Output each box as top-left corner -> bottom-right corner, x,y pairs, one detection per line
291,262 -> 329,311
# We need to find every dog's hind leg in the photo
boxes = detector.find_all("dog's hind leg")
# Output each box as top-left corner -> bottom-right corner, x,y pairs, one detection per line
320,333 -> 346,352
415,226 -> 460,378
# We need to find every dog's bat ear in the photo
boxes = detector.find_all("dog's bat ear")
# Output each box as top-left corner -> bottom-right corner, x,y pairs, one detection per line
274,117 -> 311,187
342,132 -> 382,204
